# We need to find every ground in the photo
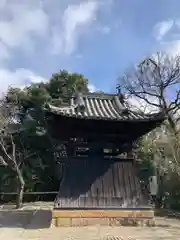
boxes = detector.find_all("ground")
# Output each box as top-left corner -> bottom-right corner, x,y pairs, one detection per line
0,202 -> 180,239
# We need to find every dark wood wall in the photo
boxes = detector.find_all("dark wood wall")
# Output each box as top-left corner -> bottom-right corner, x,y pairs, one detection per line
54,157 -> 148,209
46,114 -> 160,209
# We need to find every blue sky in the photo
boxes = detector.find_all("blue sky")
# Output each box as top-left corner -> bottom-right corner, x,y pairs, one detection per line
0,0 -> 180,94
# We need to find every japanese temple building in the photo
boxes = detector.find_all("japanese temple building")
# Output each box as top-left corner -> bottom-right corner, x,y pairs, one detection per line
45,92 -> 165,226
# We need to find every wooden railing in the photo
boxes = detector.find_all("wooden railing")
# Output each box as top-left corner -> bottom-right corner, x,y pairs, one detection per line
0,191 -> 58,203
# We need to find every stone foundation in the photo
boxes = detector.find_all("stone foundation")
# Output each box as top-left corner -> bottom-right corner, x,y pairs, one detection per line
52,209 -> 155,227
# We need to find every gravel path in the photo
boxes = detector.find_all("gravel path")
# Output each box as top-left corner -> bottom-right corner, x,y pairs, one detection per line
0,203 -> 180,239
1,223 -> 180,240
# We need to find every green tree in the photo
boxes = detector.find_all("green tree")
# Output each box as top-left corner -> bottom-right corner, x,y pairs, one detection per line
0,100 -> 33,208
47,70 -> 89,101
0,70 -> 90,205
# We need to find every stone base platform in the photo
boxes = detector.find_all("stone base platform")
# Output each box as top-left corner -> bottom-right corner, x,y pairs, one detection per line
52,209 -> 155,227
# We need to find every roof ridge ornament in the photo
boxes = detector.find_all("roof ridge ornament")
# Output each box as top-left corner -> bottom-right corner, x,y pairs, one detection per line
114,95 -> 128,114
116,85 -> 126,104
74,92 -> 85,113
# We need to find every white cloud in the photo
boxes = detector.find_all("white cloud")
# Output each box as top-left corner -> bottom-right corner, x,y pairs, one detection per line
175,19 -> 180,28
96,25 -> 111,34
0,1 -> 49,53
160,40 -> 180,56
0,0 -> 112,96
153,19 -> 173,41
0,41 -> 10,61
153,19 -> 180,56
0,0 -> 7,9
88,83 -> 96,92
27,75 -> 47,84
0,0 -> 112,57
0,68 -> 47,96
0,1 -> 50,95
51,29 -> 63,55
51,1 -> 100,55
101,26 -> 111,34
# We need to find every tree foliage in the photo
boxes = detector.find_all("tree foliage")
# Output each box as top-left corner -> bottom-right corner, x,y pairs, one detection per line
0,70 -> 89,207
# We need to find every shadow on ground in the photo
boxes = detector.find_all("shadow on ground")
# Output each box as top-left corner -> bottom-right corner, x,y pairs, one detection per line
0,210 -> 52,229
26,210 -> 52,229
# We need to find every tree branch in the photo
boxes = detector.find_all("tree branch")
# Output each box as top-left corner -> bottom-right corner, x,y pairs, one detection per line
169,90 -> 180,111
17,152 -> 36,168
0,139 -> 12,162
131,92 -> 160,108
0,156 -> 8,166
11,134 -> 17,165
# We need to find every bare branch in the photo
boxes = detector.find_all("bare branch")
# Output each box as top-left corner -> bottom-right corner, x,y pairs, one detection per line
10,134 -> 17,165
0,138 -> 12,162
176,116 -> 180,124
0,156 -> 8,166
169,90 -> 180,111
132,93 -> 160,108
119,52 -> 180,135
17,152 -> 36,168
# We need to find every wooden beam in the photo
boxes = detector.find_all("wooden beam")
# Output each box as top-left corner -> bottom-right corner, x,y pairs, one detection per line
55,156 -> 134,162
51,132 -> 136,142
50,136 -> 136,147
75,151 -> 132,157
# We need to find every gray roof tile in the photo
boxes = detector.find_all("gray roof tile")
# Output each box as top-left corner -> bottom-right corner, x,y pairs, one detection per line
47,93 -> 165,122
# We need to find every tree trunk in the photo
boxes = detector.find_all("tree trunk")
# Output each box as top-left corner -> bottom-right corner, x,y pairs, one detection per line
162,99 -> 178,137
16,168 -> 25,209
167,113 -> 178,136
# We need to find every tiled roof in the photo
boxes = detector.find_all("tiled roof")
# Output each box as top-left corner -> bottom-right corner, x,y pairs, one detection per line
46,93 -> 165,122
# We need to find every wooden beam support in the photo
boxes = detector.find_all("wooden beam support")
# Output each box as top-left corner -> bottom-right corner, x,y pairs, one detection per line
51,134 -> 135,143
51,139 -> 135,148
